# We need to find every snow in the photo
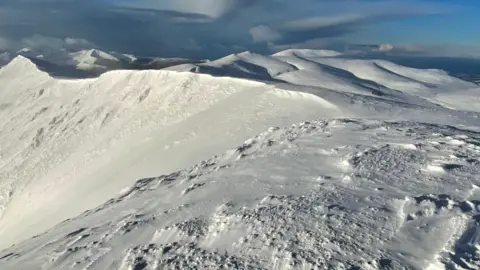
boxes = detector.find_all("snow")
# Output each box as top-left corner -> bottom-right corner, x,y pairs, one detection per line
70,49 -> 119,63
0,56 -> 339,250
121,54 -> 137,62
8,47 -> 149,75
16,47 -> 32,54
185,50 -> 477,109
1,120 -> 479,269
437,88 -> 480,112
68,49 -> 120,71
0,50 -> 479,269
273,49 -> 343,58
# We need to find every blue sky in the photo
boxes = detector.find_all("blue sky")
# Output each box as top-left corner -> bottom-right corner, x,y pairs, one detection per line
0,0 -> 478,59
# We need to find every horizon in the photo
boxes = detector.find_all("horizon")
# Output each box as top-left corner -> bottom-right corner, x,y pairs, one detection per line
0,0 -> 479,59
2,2 -> 480,269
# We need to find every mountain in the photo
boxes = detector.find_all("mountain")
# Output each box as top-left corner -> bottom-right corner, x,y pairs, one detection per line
68,49 -> 122,72
2,47 -> 203,76
170,50 -> 477,108
0,51 -> 479,269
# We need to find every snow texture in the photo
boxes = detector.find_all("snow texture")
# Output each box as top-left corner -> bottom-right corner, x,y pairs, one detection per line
0,50 -> 479,270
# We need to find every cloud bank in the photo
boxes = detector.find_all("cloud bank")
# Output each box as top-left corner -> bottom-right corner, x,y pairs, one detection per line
0,0 -> 476,59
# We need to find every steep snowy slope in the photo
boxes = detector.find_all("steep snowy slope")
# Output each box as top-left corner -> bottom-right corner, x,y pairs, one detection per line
1,119 -> 480,270
0,56 -> 340,249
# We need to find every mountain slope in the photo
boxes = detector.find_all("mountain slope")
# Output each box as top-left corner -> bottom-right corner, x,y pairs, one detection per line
0,51 -> 479,269
179,50 -> 477,110
1,119 -> 479,269
0,56 -> 341,249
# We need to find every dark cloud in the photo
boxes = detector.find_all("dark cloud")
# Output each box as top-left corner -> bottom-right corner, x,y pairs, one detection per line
375,43 -> 480,59
0,0 -> 457,59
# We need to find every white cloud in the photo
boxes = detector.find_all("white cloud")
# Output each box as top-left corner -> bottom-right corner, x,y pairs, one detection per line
65,38 -> 93,47
21,35 -> 94,51
115,0 -> 238,18
249,25 -> 281,43
375,43 -> 480,58
378,44 -> 394,52
21,35 -> 67,50
0,35 -> 95,53
377,43 -> 424,53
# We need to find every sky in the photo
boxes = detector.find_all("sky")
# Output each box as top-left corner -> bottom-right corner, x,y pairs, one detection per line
0,0 -> 479,59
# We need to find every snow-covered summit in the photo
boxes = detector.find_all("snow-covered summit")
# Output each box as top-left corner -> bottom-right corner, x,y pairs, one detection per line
273,48 -> 343,57
68,49 -> 121,71
70,49 -> 119,63
0,55 -> 45,75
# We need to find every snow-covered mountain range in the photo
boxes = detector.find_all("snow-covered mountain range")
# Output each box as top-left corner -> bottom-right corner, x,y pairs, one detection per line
0,48 -> 204,76
0,49 -> 479,269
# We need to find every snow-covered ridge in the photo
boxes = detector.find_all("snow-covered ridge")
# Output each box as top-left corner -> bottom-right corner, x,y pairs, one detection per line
170,50 -> 476,107
273,48 -> 343,57
2,47 -> 203,76
0,55 -> 337,250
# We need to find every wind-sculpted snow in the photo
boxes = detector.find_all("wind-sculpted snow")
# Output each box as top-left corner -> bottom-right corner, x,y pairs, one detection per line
1,120 -> 480,270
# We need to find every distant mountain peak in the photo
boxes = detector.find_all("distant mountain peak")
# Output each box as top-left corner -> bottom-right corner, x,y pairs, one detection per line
70,49 -> 119,63
6,55 -> 37,68
67,49 -> 121,72
273,49 -> 342,57
0,55 -> 47,77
